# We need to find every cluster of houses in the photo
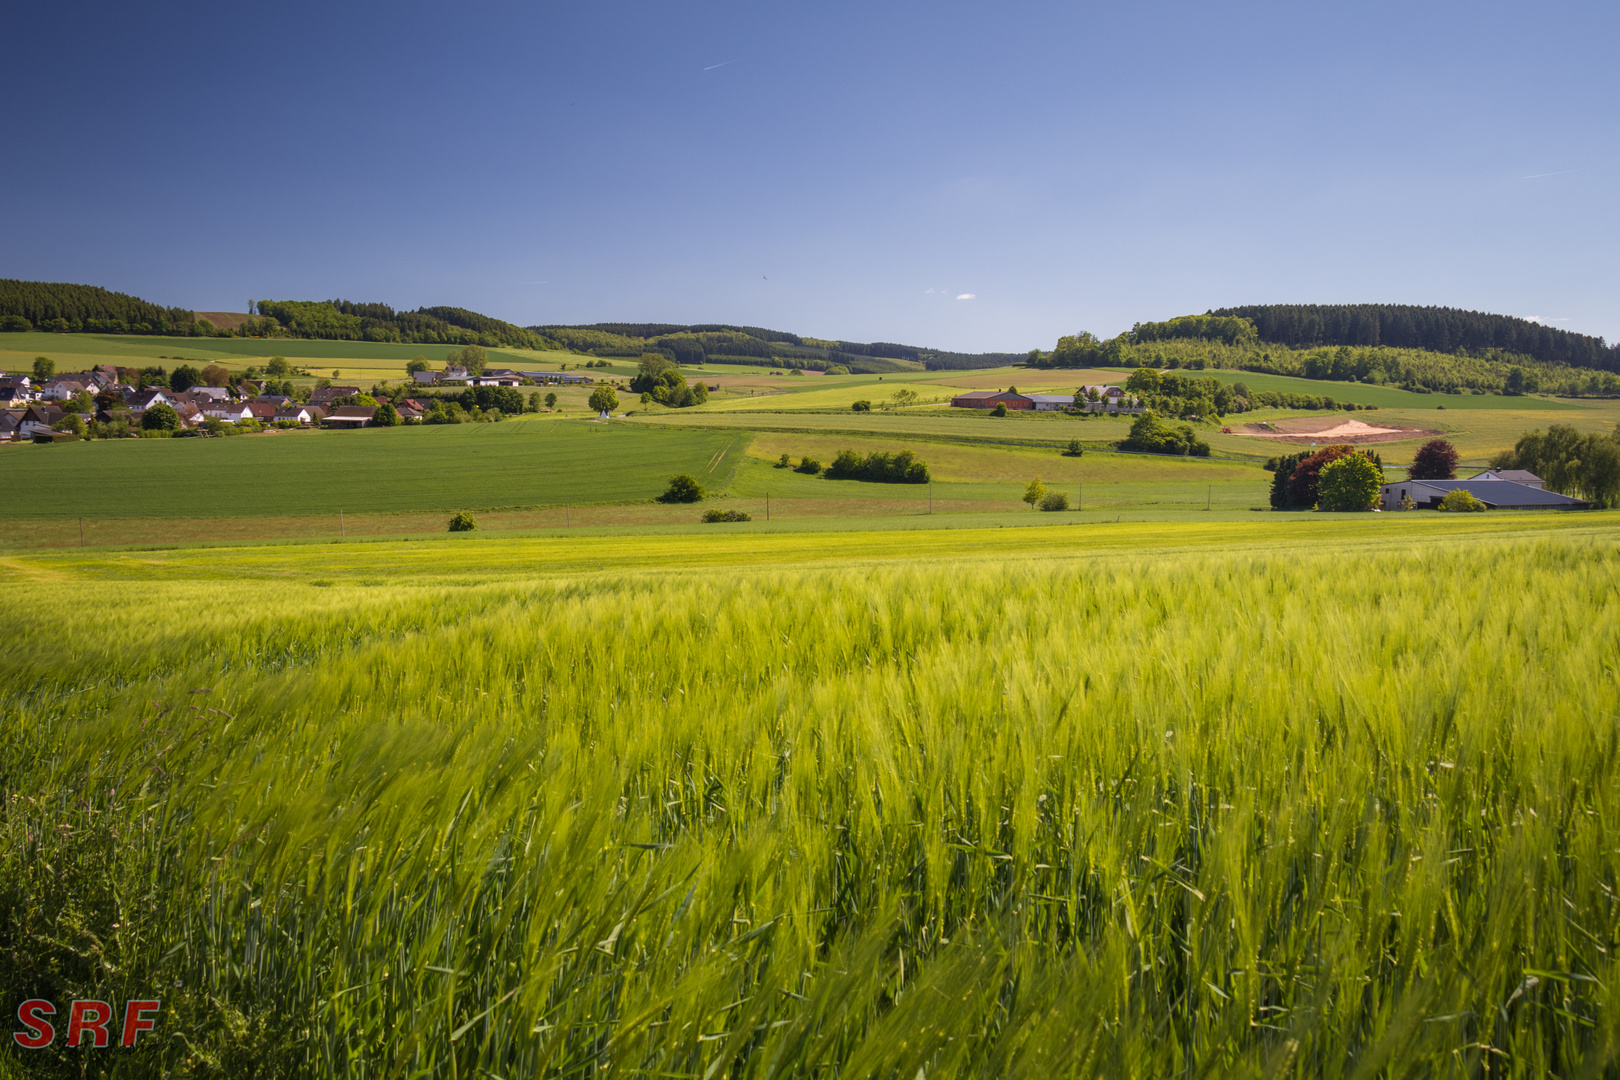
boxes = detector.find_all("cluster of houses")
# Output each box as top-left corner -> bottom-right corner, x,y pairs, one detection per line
412,366 -> 591,387
1378,470 -> 1589,510
0,366 -> 440,441
950,385 -> 1142,413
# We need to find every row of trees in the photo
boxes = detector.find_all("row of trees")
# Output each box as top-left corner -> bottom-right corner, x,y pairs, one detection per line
1492,424 -> 1620,508
1118,414 -> 1211,456
1209,304 -> 1619,372
629,355 -> 708,408
824,448 -> 930,483
1267,445 -> 1384,510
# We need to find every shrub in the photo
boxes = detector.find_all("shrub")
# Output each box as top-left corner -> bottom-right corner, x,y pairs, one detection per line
775,453 -> 792,468
702,509 -> 752,522
1317,454 -> 1383,511
796,457 -> 822,475
373,402 -> 400,427
141,402 -> 180,431
1039,490 -> 1070,511
448,511 -> 477,531
991,403 -> 1008,417
1062,439 -> 1084,458
659,474 -> 705,503
851,400 -> 871,412
824,364 -> 849,375
1438,488 -> 1486,512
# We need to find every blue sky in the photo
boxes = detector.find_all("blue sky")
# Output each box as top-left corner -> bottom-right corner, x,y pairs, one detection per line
2,0 -> 1615,352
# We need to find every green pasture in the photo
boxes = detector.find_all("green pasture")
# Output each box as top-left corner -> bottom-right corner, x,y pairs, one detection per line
0,418 -> 744,520
1,517 -> 1618,1077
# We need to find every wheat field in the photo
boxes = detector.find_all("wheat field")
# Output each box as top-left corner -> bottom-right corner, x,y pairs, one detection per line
2,524 -> 1618,1077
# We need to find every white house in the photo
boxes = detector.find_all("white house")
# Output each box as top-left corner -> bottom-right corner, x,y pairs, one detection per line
1026,394 -> 1073,411
202,402 -> 255,422
1471,469 -> 1544,489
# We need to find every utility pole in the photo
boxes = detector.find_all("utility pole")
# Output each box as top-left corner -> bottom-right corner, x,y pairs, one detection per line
79,517 -> 84,547
566,503 -> 570,527
340,509 -> 344,537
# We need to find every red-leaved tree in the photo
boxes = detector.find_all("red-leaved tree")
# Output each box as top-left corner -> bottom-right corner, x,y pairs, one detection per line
1410,438 -> 1459,480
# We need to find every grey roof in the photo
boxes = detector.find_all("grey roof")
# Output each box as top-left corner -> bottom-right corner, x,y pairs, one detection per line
1472,469 -> 1542,484
1386,479 -> 1587,508
1026,394 -> 1074,404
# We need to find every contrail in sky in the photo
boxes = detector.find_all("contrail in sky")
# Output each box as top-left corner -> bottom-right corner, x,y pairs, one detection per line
703,61 -> 734,71
1520,170 -> 1576,179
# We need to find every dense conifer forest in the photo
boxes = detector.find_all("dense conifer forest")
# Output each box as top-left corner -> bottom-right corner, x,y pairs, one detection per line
1208,303 -> 1619,372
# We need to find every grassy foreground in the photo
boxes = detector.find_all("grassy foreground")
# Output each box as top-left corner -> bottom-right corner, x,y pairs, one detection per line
2,518 -> 1619,1077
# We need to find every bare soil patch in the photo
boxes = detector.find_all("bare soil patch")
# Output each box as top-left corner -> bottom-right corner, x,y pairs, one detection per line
1233,417 -> 1439,444
191,311 -> 253,331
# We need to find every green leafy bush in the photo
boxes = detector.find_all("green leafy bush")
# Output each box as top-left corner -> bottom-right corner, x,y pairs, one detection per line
1119,413 -> 1210,456
1438,489 -> 1486,512
796,457 -> 822,475
1317,454 -> 1383,511
702,509 -> 752,522
851,400 -> 871,412
1039,490 -> 1070,511
659,474 -> 705,503
448,511 -> 478,531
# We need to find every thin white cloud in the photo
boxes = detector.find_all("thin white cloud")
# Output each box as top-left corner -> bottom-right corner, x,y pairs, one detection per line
956,293 -> 976,301
1520,170 -> 1575,180
703,61 -> 734,71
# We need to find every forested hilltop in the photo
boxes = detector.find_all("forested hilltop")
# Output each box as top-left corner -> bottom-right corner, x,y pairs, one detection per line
0,281 -> 556,349
1208,303 -> 1619,371
1034,311 -> 1620,398
530,322 -> 1024,373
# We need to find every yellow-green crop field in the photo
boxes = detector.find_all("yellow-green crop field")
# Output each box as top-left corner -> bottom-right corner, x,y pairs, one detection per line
3,515 -> 1620,1077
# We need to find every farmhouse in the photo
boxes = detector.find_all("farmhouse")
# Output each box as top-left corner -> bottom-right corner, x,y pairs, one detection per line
0,409 -> 22,440
472,369 -> 523,387
1472,469 -> 1544,488
18,405 -> 65,439
950,390 -> 1032,409
1379,476 -> 1587,510
0,375 -> 31,405
324,405 -> 378,428
310,386 -> 362,406
1026,394 -> 1073,411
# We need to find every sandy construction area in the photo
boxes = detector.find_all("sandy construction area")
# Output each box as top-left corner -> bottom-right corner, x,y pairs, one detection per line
1234,418 -> 1438,444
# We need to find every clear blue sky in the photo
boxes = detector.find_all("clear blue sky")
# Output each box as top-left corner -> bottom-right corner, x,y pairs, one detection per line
2,1 -> 1615,352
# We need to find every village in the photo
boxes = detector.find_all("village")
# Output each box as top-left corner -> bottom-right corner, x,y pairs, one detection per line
0,364 -> 594,441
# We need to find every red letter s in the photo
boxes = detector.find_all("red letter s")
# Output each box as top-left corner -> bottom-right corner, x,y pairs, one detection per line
13,999 -> 56,1049
121,999 -> 161,1047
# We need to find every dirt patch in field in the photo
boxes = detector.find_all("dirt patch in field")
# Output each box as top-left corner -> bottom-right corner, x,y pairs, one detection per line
191,311 -> 253,331
1232,418 -> 1439,444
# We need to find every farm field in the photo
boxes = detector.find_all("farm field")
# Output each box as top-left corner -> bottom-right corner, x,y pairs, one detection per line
2,514 -> 1618,1077
0,418 -> 745,521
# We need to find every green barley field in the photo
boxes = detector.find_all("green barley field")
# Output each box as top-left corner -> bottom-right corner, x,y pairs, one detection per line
3,515 -> 1619,1077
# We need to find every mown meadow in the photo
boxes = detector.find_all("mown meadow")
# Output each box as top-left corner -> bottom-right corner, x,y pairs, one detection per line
2,517 -> 1618,1077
